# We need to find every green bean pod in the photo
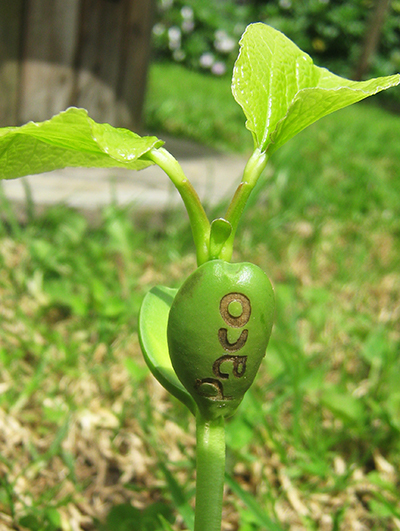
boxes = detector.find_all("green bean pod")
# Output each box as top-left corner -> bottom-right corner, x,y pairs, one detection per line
167,260 -> 275,420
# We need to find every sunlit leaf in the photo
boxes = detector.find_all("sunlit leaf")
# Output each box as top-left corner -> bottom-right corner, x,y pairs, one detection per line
0,107 -> 163,180
232,23 -> 400,155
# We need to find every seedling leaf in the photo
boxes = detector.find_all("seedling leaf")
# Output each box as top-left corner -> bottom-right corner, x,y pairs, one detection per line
0,107 -> 164,180
209,218 -> 232,260
138,286 -> 196,415
232,23 -> 400,155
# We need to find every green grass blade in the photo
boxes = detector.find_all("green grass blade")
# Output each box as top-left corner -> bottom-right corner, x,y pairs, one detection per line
159,462 -> 195,531
225,473 -> 284,531
159,515 -> 176,531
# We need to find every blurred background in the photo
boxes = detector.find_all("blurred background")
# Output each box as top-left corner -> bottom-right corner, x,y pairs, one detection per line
1,0 -> 399,140
1,2 -> 400,531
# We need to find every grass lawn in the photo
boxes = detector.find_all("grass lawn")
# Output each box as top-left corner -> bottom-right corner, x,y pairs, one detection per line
144,62 -> 253,154
0,63 -> 400,530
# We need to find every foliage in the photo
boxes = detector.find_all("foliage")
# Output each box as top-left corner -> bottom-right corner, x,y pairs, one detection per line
257,0 -> 400,80
1,20 -> 400,531
0,108 -> 162,180
1,102 -> 400,528
1,24 -> 397,265
152,0 -> 250,75
232,23 -> 399,155
153,0 -> 400,91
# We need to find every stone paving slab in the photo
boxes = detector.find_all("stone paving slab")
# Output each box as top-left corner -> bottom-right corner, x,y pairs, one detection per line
1,136 -> 248,222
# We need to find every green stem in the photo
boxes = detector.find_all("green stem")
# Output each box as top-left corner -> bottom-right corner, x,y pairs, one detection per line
219,148 -> 268,262
146,147 -> 211,265
194,415 -> 226,531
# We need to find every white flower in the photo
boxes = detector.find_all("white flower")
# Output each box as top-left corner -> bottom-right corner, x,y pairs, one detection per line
214,30 -> 235,54
173,49 -> 186,62
199,52 -> 215,69
211,61 -> 226,76
215,30 -> 227,41
168,26 -> 181,50
181,6 -> 194,20
182,19 -> 195,33
152,23 -> 165,37
161,0 -> 174,9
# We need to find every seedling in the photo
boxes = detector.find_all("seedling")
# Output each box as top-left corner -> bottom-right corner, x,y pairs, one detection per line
0,23 -> 399,531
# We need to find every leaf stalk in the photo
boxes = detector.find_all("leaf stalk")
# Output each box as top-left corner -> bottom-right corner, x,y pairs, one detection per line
146,147 -> 211,265
219,148 -> 268,261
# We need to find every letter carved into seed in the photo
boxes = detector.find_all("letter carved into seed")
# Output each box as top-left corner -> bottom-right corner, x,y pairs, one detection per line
213,355 -> 247,379
195,378 -> 233,401
219,293 -> 251,328
167,260 -> 275,419
218,328 -> 248,352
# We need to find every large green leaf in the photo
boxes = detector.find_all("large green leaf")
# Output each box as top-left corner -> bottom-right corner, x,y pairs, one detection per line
232,23 -> 400,155
0,107 -> 163,180
138,286 -> 196,415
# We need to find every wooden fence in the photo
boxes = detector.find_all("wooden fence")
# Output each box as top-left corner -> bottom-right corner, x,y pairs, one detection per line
0,0 -> 155,130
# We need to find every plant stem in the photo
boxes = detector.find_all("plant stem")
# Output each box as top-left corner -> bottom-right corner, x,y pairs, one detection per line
219,148 -> 268,261
146,147 -> 211,265
194,415 -> 226,531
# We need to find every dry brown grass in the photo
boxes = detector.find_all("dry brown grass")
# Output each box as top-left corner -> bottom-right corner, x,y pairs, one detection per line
1,211 -> 400,530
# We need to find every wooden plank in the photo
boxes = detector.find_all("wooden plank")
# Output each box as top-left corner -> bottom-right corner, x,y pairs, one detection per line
74,0 -> 155,129
0,0 -> 24,126
117,0 -> 156,130
4,0 -> 154,128
73,0 -> 126,126
18,0 -> 81,124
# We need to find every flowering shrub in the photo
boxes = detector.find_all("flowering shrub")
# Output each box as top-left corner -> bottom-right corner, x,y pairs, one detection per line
152,0 -> 252,75
258,0 -> 400,80
152,0 -> 400,85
